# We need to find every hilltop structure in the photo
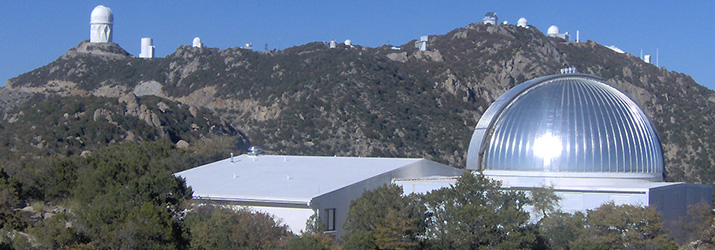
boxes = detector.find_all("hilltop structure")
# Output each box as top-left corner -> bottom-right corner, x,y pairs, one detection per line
415,35 -> 428,51
90,5 -> 113,43
192,37 -> 203,48
517,17 -> 528,28
139,38 -> 155,58
483,12 -> 498,25
547,25 -> 569,40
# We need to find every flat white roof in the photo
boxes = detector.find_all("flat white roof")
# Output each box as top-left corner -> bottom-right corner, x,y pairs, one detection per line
175,155 -> 425,205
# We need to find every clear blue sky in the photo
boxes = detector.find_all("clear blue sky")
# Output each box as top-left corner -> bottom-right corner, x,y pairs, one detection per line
1,1 -> 713,90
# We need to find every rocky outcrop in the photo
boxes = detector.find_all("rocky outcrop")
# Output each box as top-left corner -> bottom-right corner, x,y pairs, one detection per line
61,40 -> 131,60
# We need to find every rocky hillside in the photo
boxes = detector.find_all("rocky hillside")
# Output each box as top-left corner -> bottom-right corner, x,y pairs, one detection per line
5,23 -> 715,184
0,93 -> 247,173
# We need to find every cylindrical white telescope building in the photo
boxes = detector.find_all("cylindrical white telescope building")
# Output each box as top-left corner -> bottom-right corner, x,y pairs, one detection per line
90,5 -> 113,43
140,38 -> 154,58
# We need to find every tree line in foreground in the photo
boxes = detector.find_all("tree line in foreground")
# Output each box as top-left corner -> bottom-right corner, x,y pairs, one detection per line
0,140 -> 713,249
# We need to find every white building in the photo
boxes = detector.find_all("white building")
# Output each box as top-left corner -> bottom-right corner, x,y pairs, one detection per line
415,36 -> 428,51
517,17 -> 528,28
192,37 -> 203,48
139,38 -> 154,58
90,5 -> 113,43
175,153 -> 464,237
547,25 -> 569,40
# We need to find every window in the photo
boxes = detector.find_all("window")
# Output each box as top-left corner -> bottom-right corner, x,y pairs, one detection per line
325,208 -> 336,231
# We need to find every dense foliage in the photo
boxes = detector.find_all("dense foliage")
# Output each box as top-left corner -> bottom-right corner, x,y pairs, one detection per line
343,184 -> 426,249
341,173 -> 683,250
423,173 -> 535,249
0,139 -> 282,249
184,205 -> 290,250
539,203 -> 678,250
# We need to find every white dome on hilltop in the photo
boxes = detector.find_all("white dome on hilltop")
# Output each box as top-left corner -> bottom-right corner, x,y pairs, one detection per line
90,5 -> 113,24
517,18 -> 528,28
516,17 -> 528,28
547,25 -> 559,36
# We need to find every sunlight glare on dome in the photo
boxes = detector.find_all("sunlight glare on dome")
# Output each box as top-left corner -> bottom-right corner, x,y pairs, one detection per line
533,133 -> 562,163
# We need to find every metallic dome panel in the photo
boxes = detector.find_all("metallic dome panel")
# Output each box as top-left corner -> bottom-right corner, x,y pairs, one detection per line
467,74 -> 663,179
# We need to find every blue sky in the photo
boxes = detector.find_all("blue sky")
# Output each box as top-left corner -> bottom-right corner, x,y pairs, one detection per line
1,1 -> 713,90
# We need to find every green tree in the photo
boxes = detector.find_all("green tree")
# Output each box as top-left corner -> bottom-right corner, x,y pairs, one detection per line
0,168 -> 28,231
569,202 -> 677,250
59,141 -> 192,248
538,211 -> 585,250
342,230 -> 378,250
184,205 -> 290,250
30,212 -> 85,249
423,172 -> 535,249
675,201 -> 715,248
285,234 -> 333,250
530,184 -> 562,220
343,184 -> 425,250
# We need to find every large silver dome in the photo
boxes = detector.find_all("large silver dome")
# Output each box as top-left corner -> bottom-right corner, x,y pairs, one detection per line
467,74 -> 663,180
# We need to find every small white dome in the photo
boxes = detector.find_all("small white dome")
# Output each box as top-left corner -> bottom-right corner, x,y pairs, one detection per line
90,5 -> 113,24
344,39 -> 352,46
192,37 -> 202,47
547,25 -> 560,36
517,18 -> 528,27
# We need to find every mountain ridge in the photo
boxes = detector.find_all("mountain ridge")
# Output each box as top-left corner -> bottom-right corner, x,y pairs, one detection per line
3,22 -> 714,184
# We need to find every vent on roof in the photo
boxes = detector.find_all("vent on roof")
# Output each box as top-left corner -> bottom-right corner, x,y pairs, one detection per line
247,146 -> 263,156
560,66 -> 577,74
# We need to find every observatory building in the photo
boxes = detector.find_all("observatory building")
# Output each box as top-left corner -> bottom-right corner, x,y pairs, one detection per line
546,25 -> 569,40
400,73 -> 712,229
415,36 -> 428,51
517,18 -> 528,28
192,37 -> 203,48
90,5 -> 113,43
483,12 -> 498,25
139,38 -> 155,58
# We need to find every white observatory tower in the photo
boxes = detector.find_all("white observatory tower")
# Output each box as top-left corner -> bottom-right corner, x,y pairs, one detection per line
140,38 -> 155,58
192,37 -> 203,48
415,36 -> 428,51
517,18 -> 528,28
90,5 -> 113,43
